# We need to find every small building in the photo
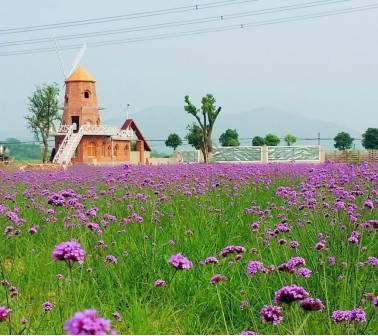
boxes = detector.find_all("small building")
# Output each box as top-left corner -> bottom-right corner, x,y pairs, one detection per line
53,67 -> 150,165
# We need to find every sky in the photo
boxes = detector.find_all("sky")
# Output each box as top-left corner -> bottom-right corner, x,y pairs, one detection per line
0,0 -> 377,141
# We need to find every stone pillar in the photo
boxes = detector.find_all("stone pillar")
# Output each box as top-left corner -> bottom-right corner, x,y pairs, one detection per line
261,145 -> 268,163
136,140 -> 144,164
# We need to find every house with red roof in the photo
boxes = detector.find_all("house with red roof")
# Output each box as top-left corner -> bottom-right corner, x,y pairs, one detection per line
52,67 -> 151,165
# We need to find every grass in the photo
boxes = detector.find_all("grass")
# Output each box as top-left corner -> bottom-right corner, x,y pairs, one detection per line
0,163 -> 376,334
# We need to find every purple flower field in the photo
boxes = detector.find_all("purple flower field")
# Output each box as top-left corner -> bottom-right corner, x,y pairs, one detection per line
0,162 -> 377,334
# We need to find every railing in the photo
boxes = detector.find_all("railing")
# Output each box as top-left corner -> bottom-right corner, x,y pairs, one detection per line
55,124 -> 136,139
53,125 -> 74,164
325,150 -> 378,163
53,124 -> 138,165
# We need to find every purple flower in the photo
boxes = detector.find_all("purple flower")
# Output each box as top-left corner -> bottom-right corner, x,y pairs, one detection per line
52,240 -> 85,264
250,222 -> 259,232
363,199 -> 374,210
56,273 -> 64,280
240,331 -> 256,335
348,231 -> 360,244
300,298 -> 324,311
240,300 -> 249,310
210,274 -> 226,285
0,306 -> 11,321
371,296 -> 378,307
246,261 -> 264,277
331,310 -> 352,323
260,305 -> 283,325
351,308 -> 366,322
367,256 -> 378,267
279,256 -> 305,273
168,253 -> 193,270
154,279 -> 166,288
331,308 -> 366,323
64,309 -> 115,335
219,245 -> 246,258
42,301 -> 53,312
296,267 -> 312,278
327,256 -> 336,265
289,240 -> 299,249
9,286 -> 18,298
274,285 -> 309,303
315,240 -> 326,250
28,226 -> 39,234
105,255 -> 118,264
200,256 -> 219,265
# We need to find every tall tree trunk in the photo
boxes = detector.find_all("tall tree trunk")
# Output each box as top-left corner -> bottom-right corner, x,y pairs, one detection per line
207,129 -> 213,153
201,144 -> 208,163
42,138 -> 48,163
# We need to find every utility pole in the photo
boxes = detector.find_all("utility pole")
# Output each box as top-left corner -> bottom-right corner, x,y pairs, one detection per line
317,132 -> 320,146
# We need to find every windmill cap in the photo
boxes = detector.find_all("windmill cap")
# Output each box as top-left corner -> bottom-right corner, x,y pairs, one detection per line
65,67 -> 96,82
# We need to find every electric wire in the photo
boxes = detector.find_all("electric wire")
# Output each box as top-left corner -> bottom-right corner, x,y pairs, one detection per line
1,3 -> 377,57
0,0 -> 258,34
0,0 -> 362,47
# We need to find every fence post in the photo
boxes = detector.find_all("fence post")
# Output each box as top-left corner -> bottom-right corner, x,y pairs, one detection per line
261,146 -> 268,163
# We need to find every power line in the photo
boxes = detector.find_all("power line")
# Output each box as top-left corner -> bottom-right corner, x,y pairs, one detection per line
1,3 -> 377,57
0,0 -> 257,35
0,0 -> 361,47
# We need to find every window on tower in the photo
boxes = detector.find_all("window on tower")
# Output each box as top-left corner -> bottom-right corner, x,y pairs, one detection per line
84,90 -> 91,99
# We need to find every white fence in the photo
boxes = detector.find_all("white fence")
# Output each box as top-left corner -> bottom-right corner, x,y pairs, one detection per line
179,146 -> 324,163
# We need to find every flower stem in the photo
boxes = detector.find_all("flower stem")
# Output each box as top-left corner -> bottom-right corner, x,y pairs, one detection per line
216,285 -> 229,334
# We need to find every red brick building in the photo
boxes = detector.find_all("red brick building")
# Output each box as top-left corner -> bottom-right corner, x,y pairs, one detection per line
53,67 -> 150,165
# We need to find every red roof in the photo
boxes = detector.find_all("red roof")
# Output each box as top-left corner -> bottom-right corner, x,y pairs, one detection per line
121,119 -> 151,151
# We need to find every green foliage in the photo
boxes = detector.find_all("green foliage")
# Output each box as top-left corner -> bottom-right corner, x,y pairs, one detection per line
334,132 -> 353,151
219,129 -> 240,147
26,83 -> 60,163
1,138 -> 42,161
151,150 -> 171,158
252,136 -> 265,146
184,94 -> 221,162
264,134 -> 280,146
362,128 -> 378,149
185,124 -> 204,150
165,133 -> 183,151
284,134 -> 297,146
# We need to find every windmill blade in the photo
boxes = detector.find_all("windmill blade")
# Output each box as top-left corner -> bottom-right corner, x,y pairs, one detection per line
53,38 -> 66,80
67,43 -> 87,78
52,38 -> 67,108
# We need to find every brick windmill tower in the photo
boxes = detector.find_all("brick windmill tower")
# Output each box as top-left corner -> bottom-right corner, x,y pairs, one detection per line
53,66 -> 150,166
62,67 -> 100,129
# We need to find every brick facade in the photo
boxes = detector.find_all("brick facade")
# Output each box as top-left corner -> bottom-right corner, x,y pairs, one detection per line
54,67 -> 150,165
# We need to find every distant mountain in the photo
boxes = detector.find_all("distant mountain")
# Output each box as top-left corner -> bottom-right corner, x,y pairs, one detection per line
103,106 -> 361,152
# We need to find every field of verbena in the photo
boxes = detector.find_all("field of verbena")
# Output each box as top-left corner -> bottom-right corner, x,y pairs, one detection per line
0,163 -> 377,335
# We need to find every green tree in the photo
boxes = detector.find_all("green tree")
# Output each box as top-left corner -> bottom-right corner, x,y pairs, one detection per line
334,132 -> 353,151
264,134 -> 280,146
252,136 -> 265,146
284,134 -> 297,146
362,128 -> 378,149
184,94 -> 221,162
165,133 -> 183,151
185,124 -> 204,150
3,138 -> 42,161
219,129 -> 240,147
25,83 -> 60,163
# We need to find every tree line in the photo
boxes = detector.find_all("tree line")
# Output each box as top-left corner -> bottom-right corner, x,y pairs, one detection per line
21,85 -> 378,163
164,94 -> 378,161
